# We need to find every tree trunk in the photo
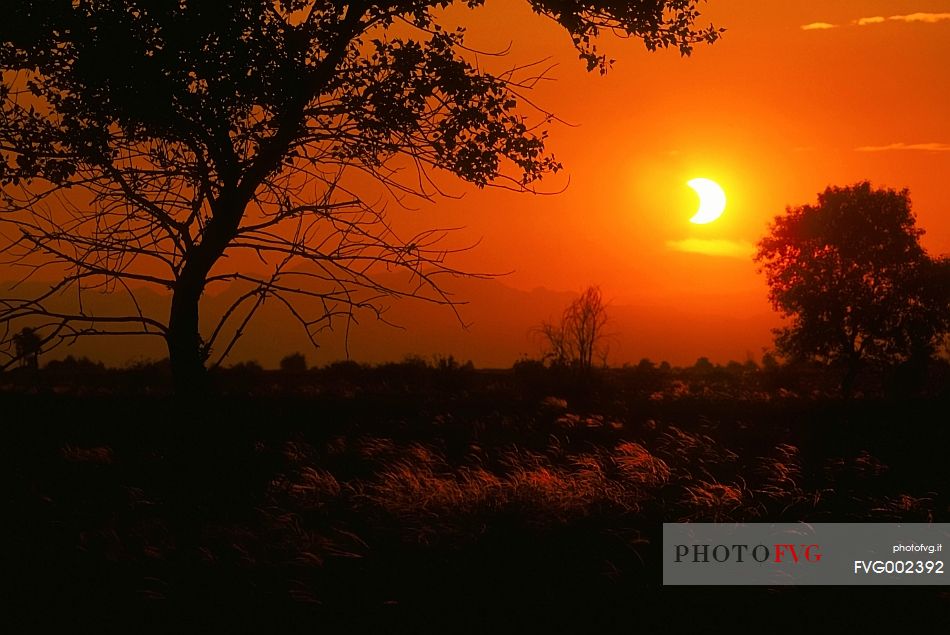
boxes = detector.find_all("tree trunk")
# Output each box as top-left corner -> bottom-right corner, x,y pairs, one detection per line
166,195 -> 244,395
167,277 -> 208,396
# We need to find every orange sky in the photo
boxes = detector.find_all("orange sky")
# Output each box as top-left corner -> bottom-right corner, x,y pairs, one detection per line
7,1 -> 950,368
327,0 -> 947,364
419,0 -> 950,294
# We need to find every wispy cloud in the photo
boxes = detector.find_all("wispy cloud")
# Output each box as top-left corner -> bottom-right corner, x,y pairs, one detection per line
855,142 -> 950,152
885,12 -> 950,24
667,239 -> 754,259
801,22 -> 837,31
857,12 -> 950,26
804,12 -> 950,31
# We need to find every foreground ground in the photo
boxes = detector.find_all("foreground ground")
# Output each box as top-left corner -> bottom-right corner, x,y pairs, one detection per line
4,367 -> 949,630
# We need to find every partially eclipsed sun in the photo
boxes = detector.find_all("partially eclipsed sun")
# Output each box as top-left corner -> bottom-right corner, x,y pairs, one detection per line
688,178 -> 726,224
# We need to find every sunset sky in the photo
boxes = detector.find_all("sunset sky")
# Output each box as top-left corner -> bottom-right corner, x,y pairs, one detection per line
341,0 -> 949,365
7,1 -> 950,368
429,0 -> 950,291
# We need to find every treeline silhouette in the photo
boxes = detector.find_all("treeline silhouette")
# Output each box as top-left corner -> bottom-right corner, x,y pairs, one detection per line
6,350 -> 949,401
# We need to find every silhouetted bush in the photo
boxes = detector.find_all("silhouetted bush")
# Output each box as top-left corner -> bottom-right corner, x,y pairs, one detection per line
227,360 -> 264,374
125,357 -> 171,374
636,358 -> 656,373
322,360 -> 367,381
279,352 -> 308,372
44,356 -> 106,373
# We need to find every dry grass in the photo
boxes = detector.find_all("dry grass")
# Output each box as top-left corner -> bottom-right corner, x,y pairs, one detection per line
753,443 -> 806,505
681,480 -> 748,521
61,444 -> 114,464
613,441 -> 671,487
260,407 -> 934,558
654,425 -> 739,480
263,411 -> 853,552
17,387 -> 942,614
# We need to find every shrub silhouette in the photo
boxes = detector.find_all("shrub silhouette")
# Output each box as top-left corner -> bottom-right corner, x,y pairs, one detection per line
12,327 -> 41,370
280,353 -> 308,373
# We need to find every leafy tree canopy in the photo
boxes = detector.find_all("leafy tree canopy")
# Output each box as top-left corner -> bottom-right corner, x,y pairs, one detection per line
755,182 -> 950,394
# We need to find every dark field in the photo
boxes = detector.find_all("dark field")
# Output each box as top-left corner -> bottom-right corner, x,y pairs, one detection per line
5,365 -> 950,631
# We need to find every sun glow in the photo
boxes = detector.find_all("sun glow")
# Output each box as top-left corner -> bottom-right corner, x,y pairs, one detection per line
687,178 -> 727,224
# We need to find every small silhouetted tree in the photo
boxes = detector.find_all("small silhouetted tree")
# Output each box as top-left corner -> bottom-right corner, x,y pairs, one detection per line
279,352 -> 308,372
12,326 -> 40,369
0,2 -> 720,393
755,182 -> 950,396
539,285 -> 609,370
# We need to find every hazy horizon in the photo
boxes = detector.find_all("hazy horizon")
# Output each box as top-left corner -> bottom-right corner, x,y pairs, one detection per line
4,274 -> 781,369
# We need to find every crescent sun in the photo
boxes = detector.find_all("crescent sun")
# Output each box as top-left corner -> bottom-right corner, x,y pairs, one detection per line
688,178 -> 727,224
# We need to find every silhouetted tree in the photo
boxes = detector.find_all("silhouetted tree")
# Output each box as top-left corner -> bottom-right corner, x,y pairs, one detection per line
0,2 -> 720,392
539,285 -> 609,370
279,352 -> 308,372
12,326 -> 40,369
755,182 -> 950,396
